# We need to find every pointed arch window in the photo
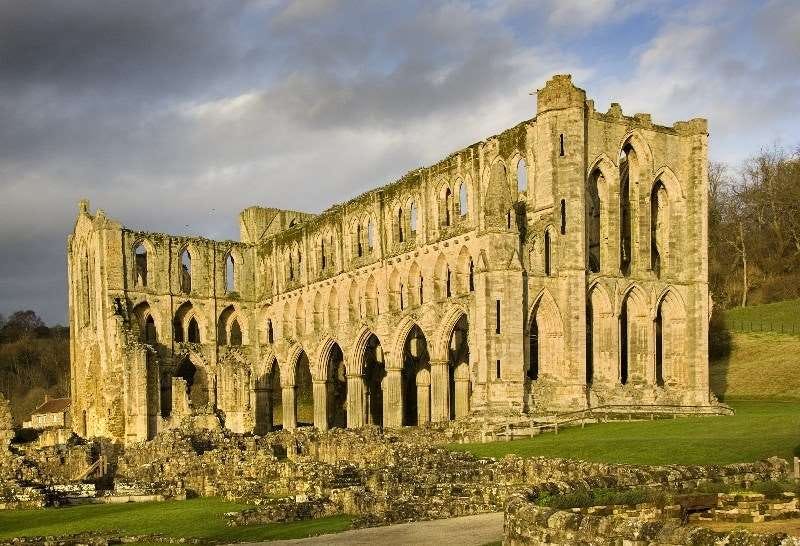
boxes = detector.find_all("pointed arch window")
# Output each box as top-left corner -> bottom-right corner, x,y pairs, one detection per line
517,159 -> 528,193
229,319 -> 242,346
459,182 -> 468,217
267,318 -> 274,344
180,249 -> 192,294
544,230 -> 552,276
134,242 -> 148,287
143,315 -> 157,343
410,202 -> 418,234
397,207 -> 405,242
444,188 -> 452,226
367,219 -> 376,252
225,253 -> 235,293
469,259 -> 474,292
356,225 -> 363,257
187,317 -> 200,343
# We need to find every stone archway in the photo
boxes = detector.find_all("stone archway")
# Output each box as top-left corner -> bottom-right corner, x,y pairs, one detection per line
324,342 -> 347,429
447,314 -> 470,419
363,334 -> 385,426
294,350 -> 314,427
401,324 -> 431,426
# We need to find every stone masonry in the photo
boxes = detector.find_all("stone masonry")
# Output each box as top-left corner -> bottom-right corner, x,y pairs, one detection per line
66,74 -> 712,443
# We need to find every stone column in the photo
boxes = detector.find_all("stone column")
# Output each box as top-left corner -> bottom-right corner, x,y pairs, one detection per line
346,373 -> 365,428
253,387 -> 272,435
313,380 -> 329,431
454,362 -> 470,418
282,385 -> 296,430
416,367 -> 431,425
383,369 -> 402,428
430,360 -> 450,422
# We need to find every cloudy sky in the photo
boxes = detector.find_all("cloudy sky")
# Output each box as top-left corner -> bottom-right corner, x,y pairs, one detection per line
0,0 -> 798,325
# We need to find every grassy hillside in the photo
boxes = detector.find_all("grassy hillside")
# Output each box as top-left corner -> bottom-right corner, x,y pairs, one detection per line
723,299 -> 800,334
710,332 -> 800,401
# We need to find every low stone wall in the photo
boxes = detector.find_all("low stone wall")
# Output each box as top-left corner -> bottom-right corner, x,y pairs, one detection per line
692,492 -> 799,524
504,493 -> 800,545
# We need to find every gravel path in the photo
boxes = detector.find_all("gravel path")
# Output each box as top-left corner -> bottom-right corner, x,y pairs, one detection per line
235,512 -> 504,545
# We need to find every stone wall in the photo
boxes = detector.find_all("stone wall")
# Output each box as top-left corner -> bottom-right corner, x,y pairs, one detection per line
505,494 -> 800,545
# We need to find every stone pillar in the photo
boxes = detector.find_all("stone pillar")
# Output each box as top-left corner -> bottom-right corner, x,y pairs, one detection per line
346,373 -> 365,428
253,387 -> 272,435
383,368 -> 402,428
313,380 -> 329,431
416,367 -> 431,425
171,378 -> 190,419
454,362 -> 470,418
430,360 -> 450,422
282,385 -> 296,430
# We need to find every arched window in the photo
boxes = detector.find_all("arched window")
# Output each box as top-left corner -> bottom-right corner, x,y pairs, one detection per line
321,239 -> 327,270
225,254 -> 235,293
367,219 -> 375,252
410,201 -> 418,233
544,230 -> 552,276
134,242 -> 147,287
356,224 -> 363,257
397,207 -> 404,243
619,145 -> 635,276
444,188 -> 452,226
517,159 -> 528,193
144,315 -> 157,343
187,317 -> 200,343
229,319 -> 242,346
446,267 -> 452,297
288,251 -> 294,281
180,249 -> 191,294
459,182 -> 468,217
651,181 -> 668,276
267,318 -> 274,344
469,259 -> 474,292
587,170 -> 602,273
528,317 -> 538,380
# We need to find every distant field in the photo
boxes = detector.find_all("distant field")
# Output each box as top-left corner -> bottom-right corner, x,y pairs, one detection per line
0,498 -> 352,541
449,400 -> 800,465
724,299 -> 800,334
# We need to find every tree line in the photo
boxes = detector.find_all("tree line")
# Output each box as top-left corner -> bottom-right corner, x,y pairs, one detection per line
709,145 -> 800,310
0,311 -> 69,424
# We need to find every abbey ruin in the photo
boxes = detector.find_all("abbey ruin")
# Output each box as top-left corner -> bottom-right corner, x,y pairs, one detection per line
67,74 -> 712,444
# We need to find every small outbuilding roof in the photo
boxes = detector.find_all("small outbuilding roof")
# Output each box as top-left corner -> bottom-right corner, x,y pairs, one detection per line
32,397 -> 71,415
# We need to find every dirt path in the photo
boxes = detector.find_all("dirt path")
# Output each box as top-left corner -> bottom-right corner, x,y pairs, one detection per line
236,512 -> 504,546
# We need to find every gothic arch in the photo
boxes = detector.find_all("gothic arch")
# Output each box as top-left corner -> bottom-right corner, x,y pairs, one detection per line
433,253 -> 449,301
349,326 -> 382,375
283,342 -> 306,387
618,130 -> 654,174
388,268 -> 402,311
391,315 -> 429,368
131,238 -> 156,288
313,290 -> 324,332
527,289 -> 565,379
327,285 -> 340,329
432,304 -> 470,362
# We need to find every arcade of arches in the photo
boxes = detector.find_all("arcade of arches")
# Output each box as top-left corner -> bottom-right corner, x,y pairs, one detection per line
67,74 -> 713,444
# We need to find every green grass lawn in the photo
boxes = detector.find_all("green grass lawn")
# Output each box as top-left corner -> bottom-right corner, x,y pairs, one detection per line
449,400 -> 800,466
724,299 -> 800,333
0,498 -> 353,543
